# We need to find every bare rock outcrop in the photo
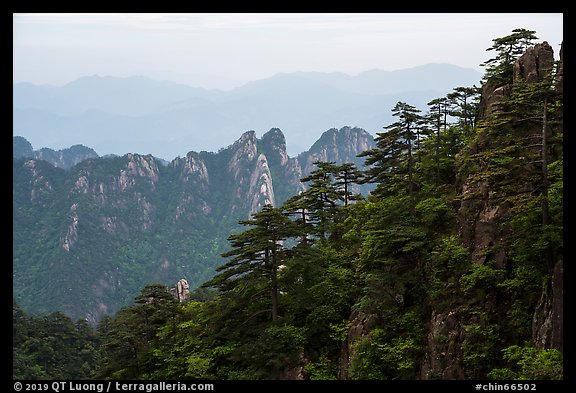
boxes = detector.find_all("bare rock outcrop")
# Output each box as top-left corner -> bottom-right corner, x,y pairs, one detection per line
533,258 -> 563,352
513,41 -> 555,83
170,278 -> 190,303
248,153 -> 276,215
420,311 -> 466,379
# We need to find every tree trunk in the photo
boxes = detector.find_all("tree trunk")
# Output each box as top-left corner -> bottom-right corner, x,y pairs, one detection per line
541,97 -> 550,227
271,266 -> 279,321
407,123 -> 415,216
436,105 -> 441,186
541,97 -> 554,268
270,248 -> 279,321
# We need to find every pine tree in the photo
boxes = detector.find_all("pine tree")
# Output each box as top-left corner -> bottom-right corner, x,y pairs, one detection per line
333,163 -> 363,206
447,86 -> 481,136
423,98 -> 445,186
96,284 -> 178,379
481,28 -> 538,85
359,101 -> 424,215
204,205 -> 301,321
284,161 -> 342,240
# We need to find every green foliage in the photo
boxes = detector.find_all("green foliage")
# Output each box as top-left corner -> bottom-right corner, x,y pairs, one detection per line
14,29 -> 563,381
13,148 -> 263,321
461,323 -> 501,374
329,320 -> 351,343
303,354 -> 338,380
263,324 -> 307,353
349,329 -> 420,380
151,315 -> 214,379
13,302 -> 100,380
430,235 -> 470,270
481,28 -> 538,85
96,284 -> 179,379
204,204 -> 302,322
359,101 -> 424,214
220,324 -> 307,380
284,161 -> 361,240
424,235 -> 470,311
415,197 -> 454,232
489,345 -> 563,380
459,263 -> 505,293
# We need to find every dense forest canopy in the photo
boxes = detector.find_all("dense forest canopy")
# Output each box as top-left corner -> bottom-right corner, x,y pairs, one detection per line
14,29 -> 563,381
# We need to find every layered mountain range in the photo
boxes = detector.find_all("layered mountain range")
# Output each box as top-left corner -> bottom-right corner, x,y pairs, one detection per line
13,63 -> 481,159
13,126 -> 374,324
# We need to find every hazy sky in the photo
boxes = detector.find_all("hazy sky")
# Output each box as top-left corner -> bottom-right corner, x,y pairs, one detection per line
14,13 -> 563,90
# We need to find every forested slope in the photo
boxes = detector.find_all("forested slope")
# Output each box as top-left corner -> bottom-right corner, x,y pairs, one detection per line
13,30 -> 563,382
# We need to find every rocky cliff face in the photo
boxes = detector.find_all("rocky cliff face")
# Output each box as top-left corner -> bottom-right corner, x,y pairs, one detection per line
13,127 -> 374,323
532,258 -> 563,351
460,40 -> 557,267
297,126 -> 373,174
531,41 -> 563,354
419,41 -> 563,378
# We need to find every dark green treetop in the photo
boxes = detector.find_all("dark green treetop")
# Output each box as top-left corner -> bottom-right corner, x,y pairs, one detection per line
481,28 -> 538,85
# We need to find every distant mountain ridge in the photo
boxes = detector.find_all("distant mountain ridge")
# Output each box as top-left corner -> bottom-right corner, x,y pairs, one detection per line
245,63 -> 481,95
13,126 -> 374,324
13,63 -> 482,159
13,136 -> 99,170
